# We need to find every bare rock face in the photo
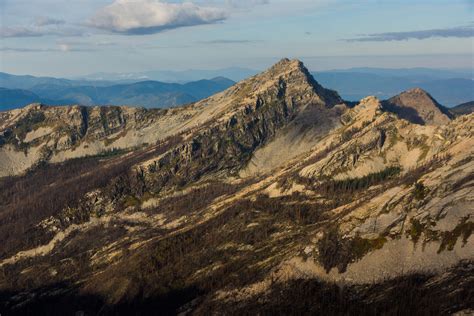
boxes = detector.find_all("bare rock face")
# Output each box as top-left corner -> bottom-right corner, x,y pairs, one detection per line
0,59 -> 472,315
0,104 -> 166,176
383,88 -> 453,125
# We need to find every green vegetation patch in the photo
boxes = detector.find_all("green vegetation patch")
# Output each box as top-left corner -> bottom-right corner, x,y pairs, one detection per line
407,219 -> 425,244
2,110 -> 47,151
351,235 -> 387,260
406,218 -> 440,247
438,217 -> 473,253
124,195 -> 141,208
412,181 -> 428,200
321,166 -> 401,195
15,111 -> 46,138
318,227 -> 388,273
103,130 -> 128,147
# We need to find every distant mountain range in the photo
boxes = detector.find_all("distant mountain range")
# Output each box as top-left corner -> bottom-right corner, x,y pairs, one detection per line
0,74 -> 235,111
321,67 -> 472,80
0,88 -> 74,111
312,69 -> 473,106
76,67 -> 472,83
0,72 -> 134,90
1,67 -> 472,111
75,67 -> 258,83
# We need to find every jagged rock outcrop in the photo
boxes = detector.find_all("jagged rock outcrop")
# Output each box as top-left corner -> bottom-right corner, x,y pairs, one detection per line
0,104 -> 168,176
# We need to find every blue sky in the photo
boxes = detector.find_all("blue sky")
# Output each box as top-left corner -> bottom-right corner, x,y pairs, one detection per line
1,0 -> 473,76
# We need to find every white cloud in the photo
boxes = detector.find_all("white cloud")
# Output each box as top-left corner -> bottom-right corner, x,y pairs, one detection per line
345,25 -> 474,42
1,16 -> 83,38
88,0 -> 228,35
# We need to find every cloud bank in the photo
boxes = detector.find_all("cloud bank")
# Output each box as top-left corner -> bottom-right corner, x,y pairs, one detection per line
35,17 -> 66,27
346,25 -> 474,42
0,26 -> 83,38
88,0 -> 228,35
1,17 -> 82,38
0,27 -> 43,38
0,45 -> 95,53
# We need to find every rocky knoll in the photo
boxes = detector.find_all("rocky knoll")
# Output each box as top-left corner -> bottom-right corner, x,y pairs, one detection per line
0,59 -> 472,315
382,88 -> 453,125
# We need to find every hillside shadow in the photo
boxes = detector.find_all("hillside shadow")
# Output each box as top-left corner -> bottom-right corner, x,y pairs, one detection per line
2,260 -> 473,315
382,101 -> 426,125
0,282 -> 201,316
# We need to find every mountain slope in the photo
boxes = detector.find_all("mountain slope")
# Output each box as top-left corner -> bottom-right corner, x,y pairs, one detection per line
0,59 -> 472,315
29,77 -> 235,108
0,74 -> 235,110
451,101 -> 474,116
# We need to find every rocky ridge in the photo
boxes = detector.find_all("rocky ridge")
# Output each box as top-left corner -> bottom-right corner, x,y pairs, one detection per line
0,59 -> 343,178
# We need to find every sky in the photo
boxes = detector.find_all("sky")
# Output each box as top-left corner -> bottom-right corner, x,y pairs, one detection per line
1,0 -> 473,77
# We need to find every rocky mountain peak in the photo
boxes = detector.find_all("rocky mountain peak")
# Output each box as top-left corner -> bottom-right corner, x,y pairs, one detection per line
246,58 -> 311,87
266,58 -> 304,73
397,88 -> 441,105
237,58 -> 343,108
383,87 -> 452,125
